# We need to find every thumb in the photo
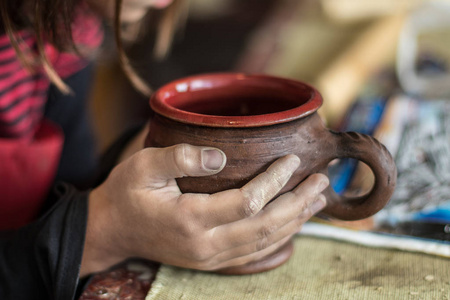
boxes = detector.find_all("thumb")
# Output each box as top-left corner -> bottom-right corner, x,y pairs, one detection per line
132,144 -> 227,183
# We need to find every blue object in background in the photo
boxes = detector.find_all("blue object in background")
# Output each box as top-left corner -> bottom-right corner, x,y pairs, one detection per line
413,205 -> 450,223
329,97 -> 387,194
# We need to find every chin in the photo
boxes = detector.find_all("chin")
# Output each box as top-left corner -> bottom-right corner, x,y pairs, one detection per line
151,0 -> 174,9
121,9 -> 148,23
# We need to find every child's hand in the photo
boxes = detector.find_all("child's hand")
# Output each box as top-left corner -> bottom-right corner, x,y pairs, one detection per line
80,144 -> 328,276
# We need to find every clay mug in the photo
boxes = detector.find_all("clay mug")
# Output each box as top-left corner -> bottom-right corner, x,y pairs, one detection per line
144,73 -> 397,274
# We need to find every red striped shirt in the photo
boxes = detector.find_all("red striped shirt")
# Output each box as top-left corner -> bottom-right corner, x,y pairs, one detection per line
0,2 -> 104,139
0,2 -> 104,229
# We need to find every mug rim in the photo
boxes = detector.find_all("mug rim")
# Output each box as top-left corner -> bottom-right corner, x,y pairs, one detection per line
150,73 -> 323,128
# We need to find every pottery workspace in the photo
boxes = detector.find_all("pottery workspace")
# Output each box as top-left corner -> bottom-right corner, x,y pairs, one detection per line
80,0 -> 450,299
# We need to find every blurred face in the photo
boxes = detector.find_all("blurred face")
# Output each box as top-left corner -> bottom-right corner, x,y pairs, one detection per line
121,0 -> 175,22
87,0 -> 175,23
146,0 -> 174,9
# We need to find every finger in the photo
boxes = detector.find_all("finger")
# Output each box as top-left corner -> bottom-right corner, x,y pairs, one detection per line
212,174 -> 328,249
130,144 -> 226,183
198,154 -> 301,227
209,194 -> 327,270
210,235 -> 294,271
205,202 -> 316,267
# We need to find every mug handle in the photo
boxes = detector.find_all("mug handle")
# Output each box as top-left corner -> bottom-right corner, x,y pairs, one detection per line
322,131 -> 397,220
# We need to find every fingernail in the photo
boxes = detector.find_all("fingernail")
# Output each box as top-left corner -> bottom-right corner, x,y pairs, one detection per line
310,195 -> 326,214
202,149 -> 226,171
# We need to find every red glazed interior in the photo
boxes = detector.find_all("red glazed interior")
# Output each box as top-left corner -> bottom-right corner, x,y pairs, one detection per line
150,73 -> 323,127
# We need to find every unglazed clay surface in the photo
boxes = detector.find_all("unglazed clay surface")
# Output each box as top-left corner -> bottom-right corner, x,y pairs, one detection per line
145,73 -> 397,221
144,73 -> 397,274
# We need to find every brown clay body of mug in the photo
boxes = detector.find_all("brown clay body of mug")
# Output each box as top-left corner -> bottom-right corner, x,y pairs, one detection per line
144,73 -> 397,274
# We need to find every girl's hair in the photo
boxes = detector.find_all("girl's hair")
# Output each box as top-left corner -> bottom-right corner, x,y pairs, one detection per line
0,0 -> 188,96
114,0 -> 188,96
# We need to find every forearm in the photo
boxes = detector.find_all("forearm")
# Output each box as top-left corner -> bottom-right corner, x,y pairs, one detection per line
80,123 -> 150,276
80,186 -> 127,277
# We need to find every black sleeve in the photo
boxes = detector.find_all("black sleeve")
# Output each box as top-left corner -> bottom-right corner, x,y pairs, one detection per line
0,123 -> 147,300
0,184 -> 89,300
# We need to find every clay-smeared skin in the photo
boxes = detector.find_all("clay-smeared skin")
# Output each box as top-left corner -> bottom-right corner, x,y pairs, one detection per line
146,113 -> 397,221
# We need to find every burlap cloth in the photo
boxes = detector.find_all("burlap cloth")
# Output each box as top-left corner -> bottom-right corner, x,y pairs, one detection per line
146,236 -> 449,299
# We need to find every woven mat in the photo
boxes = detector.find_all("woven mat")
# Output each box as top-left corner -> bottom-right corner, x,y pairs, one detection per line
146,236 -> 450,300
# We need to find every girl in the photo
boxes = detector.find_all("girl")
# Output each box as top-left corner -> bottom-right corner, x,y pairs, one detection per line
0,1 -> 329,299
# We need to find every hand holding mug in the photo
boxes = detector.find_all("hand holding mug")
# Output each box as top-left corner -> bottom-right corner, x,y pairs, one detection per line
80,144 -> 328,276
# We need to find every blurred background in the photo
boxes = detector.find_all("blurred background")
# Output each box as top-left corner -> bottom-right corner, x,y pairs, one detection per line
79,1 -> 450,297
89,0 -> 447,146
89,0 -> 450,237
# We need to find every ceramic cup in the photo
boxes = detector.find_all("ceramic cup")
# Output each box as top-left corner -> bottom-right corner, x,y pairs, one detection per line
144,73 -> 397,274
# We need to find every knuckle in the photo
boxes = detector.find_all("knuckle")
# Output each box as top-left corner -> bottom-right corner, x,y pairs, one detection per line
186,243 -> 214,263
274,175 -> 286,191
293,196 -> 308,213
240,191 -> 262,217
172,144 -> 204,176
302,206 -> 314,220
178,195 -> 196,214
175,221 -> 216,264
257,223 -> 277,240
178,194 -> 210,228
297,204 -> 313,223
256,236 -> 270,252
271,169 -> 287,191
172,143 -> 190,169
175,204 -> 201,238
255,223 -> 277,251
176,220 -> 198,240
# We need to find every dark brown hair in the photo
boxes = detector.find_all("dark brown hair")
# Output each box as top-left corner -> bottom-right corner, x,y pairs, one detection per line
0,0 -> 187,96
